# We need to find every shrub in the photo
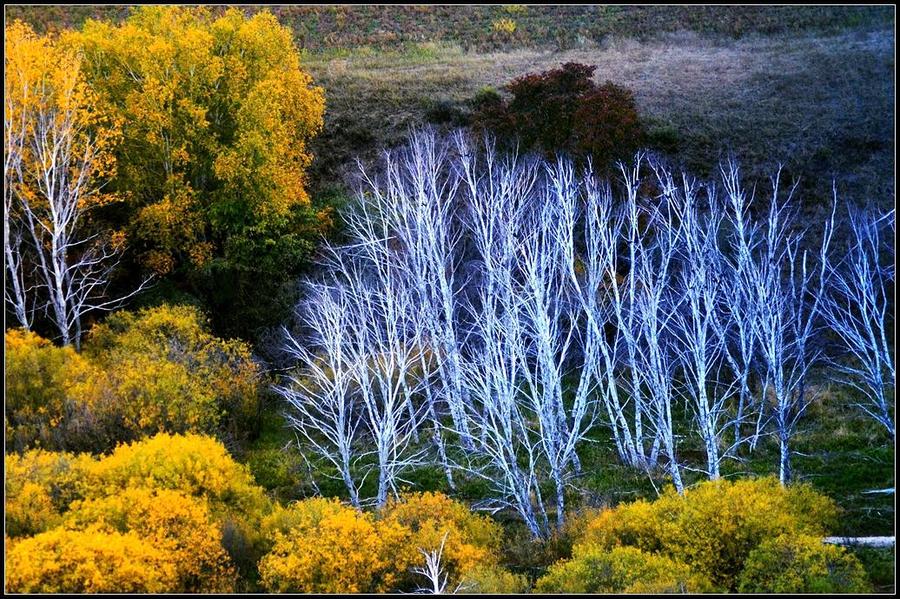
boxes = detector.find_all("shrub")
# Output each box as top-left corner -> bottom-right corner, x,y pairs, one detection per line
5,434 -> 274,590
578,477 -> 840,590
379,491 -> 505,591
259,493 -> 511,593
491,17 -> 517,35
5,528 -> 178,593
459,564 -> 530,594
737,535 -> 872,593
84,305 -> 262,444
258,498 -> 404,593
472,62 -> 644,170
83,432 -> 271,521
260,496 -> 350,542
4,329 -> 104,452
536,546 -> 714,593
5,305 -> 262,454
5,450 -> 94,537
573,82 -> 645,169
64,488 -> 236,592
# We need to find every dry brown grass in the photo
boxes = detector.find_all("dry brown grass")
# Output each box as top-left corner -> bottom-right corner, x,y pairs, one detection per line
305,28 -> 894,227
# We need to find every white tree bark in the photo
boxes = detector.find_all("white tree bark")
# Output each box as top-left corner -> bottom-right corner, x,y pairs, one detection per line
5,54 -> 151,347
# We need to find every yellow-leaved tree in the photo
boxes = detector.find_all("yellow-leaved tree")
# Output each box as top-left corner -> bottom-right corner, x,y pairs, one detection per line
61,6 -> 328,337
4,21 -> 144,348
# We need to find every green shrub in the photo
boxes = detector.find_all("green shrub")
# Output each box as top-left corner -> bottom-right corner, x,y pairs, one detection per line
536,546 -> 714,593
737,535 -> 872,593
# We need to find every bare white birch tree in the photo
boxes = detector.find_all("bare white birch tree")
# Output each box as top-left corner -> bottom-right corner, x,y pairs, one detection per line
668,173 -> 736,480
340,255 -> 430,507
279,127 -> 892,533
352,133 -> 468,479
455,137 -> 551,538
750,174 -> 835,484
276,280 -> 365,507
823,207 -> 895,438
718,161 -> 767,451
603,158 -> 688,491
574,172 -> 643,468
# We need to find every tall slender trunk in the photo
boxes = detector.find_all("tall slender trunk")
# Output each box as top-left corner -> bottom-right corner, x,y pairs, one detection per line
554,473 -> 566,530
376,456 -> 390,507
342,456 -> 360,508
779,435 -> 791,485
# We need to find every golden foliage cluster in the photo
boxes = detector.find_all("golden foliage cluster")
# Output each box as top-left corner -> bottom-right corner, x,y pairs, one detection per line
6,442 -> 523,594
258,492 -> 522,593
4,21 -> 122,195
538,477 -> 854,593
55,6 -> 326,275
5,304 -> 261,452
5,433 -> 272,593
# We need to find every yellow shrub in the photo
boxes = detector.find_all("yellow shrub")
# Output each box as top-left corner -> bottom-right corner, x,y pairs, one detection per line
65,488 -> 236,592
84,305 -> 261,442
379,491 -> 504,590
4,329 -> 102,451
5,482 -> 59,538
737,534 -> 872,593
261,496 -> 349,540
5,527 -> 178,593
5,450 -> 94,537
536,545 -> 714,593
459,564 -> 530,594
259,498 -> 400,593
259,493 -> 509,593
578,477 -> 841,590
5,305 -> 262,454
6,435 -> 273,591
491,17 -> 517,35
83,432 -> 270,521
581,496 -> 664,554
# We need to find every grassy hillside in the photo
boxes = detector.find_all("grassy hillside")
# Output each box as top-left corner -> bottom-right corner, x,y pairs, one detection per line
7,5 -> 893,49
302,29 -> 893,216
